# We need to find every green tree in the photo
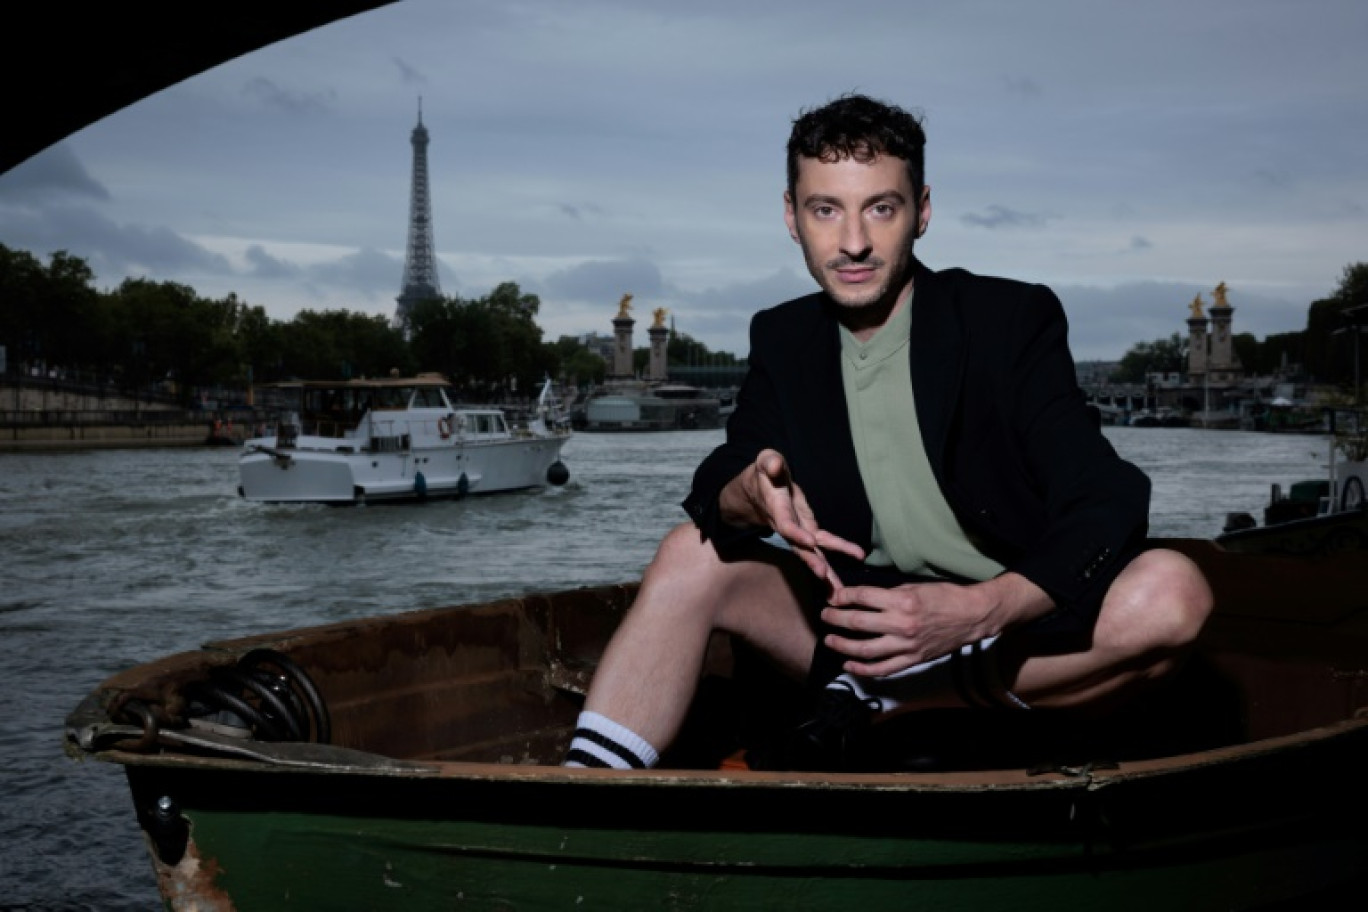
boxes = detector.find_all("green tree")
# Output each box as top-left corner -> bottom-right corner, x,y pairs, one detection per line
0,245 -> 49,372
407,283 -> 549,396
276,309 -> 412,381
552,336 -> 606,387
1304,262 -> 1368,386
1114,333 -> 1188,383
0,245 -> 106,377
1232,332 -> 1262,376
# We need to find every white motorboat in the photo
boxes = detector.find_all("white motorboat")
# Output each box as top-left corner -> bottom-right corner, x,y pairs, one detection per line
238,374 -> 571,504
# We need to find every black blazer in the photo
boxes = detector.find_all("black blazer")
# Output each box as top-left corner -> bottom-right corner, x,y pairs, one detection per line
682,258 -> 1151,643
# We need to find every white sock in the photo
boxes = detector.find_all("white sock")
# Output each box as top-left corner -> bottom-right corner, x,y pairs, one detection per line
563,711 -> 660,769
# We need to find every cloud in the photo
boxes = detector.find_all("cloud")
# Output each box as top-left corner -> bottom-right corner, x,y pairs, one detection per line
557,202 -> 607,221
391,56 -> 426,85
0,143 -> 109,203
8,206 -> 231,281
544,256 -> 665,302
245,244 -> 302,279
961,204 -> 1054,230
242,77 -> 337,115
306,247 -> 404,303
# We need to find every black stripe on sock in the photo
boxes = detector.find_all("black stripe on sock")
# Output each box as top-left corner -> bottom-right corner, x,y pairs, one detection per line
565,747 -> 610,768
571,727 -> 648,769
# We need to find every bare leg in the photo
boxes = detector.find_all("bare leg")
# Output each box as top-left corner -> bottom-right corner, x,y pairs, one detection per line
583,523 -> 822,752
993,547 -> 1214,712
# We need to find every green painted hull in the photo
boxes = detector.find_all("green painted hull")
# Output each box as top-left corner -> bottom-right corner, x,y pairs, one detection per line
118,720 -> 1368,909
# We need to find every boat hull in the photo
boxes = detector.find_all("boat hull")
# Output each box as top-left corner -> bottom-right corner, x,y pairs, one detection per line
66,540 -> 1368,909
238,436 -> 570,503
120,729 -> 1368,911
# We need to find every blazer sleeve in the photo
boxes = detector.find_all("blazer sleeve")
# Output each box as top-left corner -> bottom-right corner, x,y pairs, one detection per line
681,309 -> 789,548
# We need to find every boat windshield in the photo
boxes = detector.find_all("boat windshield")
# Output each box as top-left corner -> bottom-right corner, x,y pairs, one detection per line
411,387 -> 445,408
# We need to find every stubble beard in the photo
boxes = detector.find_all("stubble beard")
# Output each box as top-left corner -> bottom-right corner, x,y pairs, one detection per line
801,235 -> 918,319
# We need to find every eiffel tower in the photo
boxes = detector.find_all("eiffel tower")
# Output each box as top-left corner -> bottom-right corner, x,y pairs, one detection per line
394,99 -> 440,335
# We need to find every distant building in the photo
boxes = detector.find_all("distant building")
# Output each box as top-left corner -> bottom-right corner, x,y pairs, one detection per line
576,332 -> 615,364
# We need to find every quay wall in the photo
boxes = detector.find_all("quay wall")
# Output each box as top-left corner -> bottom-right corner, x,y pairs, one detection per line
0,382 -> 255,451
0,422 -> 222,451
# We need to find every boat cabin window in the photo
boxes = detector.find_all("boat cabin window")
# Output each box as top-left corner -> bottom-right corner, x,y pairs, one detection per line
412,387 -> 445,408
372,387 -> 409,410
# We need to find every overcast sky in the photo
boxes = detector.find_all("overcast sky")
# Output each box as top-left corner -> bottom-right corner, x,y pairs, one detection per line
2,0 -> 1365,362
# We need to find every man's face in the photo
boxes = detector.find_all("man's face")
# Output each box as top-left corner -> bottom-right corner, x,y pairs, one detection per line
784,153 -> 930,314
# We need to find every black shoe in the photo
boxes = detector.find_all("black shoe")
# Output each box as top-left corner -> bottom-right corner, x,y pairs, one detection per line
780,684 -> 881,772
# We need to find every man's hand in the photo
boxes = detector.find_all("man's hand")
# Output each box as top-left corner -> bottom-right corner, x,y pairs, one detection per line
822,573 -> 1052,677
719,449 -> 865,588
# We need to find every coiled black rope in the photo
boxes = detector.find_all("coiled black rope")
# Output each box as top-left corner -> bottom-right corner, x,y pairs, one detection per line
185,647 -> 331,744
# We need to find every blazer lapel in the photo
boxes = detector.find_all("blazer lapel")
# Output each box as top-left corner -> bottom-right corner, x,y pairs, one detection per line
795,300 -> 871,547
908,261 -> 964,480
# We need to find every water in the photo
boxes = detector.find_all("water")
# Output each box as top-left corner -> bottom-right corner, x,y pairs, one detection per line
0,426 -> 1334,909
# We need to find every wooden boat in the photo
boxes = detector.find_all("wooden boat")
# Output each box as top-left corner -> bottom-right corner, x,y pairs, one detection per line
65,538 -> 1368,910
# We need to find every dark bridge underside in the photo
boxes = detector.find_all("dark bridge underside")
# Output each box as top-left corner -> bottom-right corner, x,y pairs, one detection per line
1,1 -> 395,176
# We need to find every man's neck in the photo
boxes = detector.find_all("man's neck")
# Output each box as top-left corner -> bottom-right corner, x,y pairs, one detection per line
842,280 -> 915,343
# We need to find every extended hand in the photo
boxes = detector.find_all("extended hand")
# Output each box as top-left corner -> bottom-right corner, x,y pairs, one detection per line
728,449 -> 865,589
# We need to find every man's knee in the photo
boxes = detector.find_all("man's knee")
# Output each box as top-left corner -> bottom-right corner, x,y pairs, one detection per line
643,522 -> 725,581
642,523 -> 764,598
1099,547 -> 1213,655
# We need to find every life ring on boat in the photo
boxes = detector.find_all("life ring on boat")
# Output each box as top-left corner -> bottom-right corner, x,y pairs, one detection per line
437,415 -> 454,439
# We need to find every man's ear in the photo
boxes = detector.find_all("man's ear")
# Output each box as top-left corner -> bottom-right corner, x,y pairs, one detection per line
783,190 -> 799,242
917,185 -> 932,238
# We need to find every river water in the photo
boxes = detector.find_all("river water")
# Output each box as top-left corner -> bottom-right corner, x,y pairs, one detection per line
0,426 -> 1337,909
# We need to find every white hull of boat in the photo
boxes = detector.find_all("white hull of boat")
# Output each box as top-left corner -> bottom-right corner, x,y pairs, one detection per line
239,436 -> 569,504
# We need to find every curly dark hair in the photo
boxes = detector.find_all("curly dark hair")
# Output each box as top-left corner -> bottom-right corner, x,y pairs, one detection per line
786,93 -> 926,197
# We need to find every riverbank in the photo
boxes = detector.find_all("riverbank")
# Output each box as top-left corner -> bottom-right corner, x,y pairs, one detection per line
0,380 -> 254,450
0,421 -> 236,450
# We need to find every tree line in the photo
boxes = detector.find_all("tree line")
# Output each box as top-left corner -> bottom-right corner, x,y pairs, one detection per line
0,243 -> 733,406
1113,262 -> 1368,390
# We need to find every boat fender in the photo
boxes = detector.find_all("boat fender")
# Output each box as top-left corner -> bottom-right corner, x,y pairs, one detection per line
143,794 -> 189,866
547,460 -> 570,486
414,471 -> 427,498
438,415 -> 454,439
457,472 -> 469,497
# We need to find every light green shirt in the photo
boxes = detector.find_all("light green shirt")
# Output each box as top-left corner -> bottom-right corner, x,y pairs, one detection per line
839,293 -> 1005,581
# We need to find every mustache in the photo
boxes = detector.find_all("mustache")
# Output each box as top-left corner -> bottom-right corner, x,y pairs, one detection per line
824,256 -> 886,270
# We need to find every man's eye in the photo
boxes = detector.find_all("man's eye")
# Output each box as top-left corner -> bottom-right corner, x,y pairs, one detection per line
812,206 -> 836,218
870,203 -> 896,218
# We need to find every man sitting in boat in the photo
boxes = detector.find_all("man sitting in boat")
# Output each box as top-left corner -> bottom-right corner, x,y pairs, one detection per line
564,93 -> 1213,772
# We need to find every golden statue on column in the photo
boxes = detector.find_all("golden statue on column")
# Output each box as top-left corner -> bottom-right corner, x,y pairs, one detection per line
1212,282 -> 1228,309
